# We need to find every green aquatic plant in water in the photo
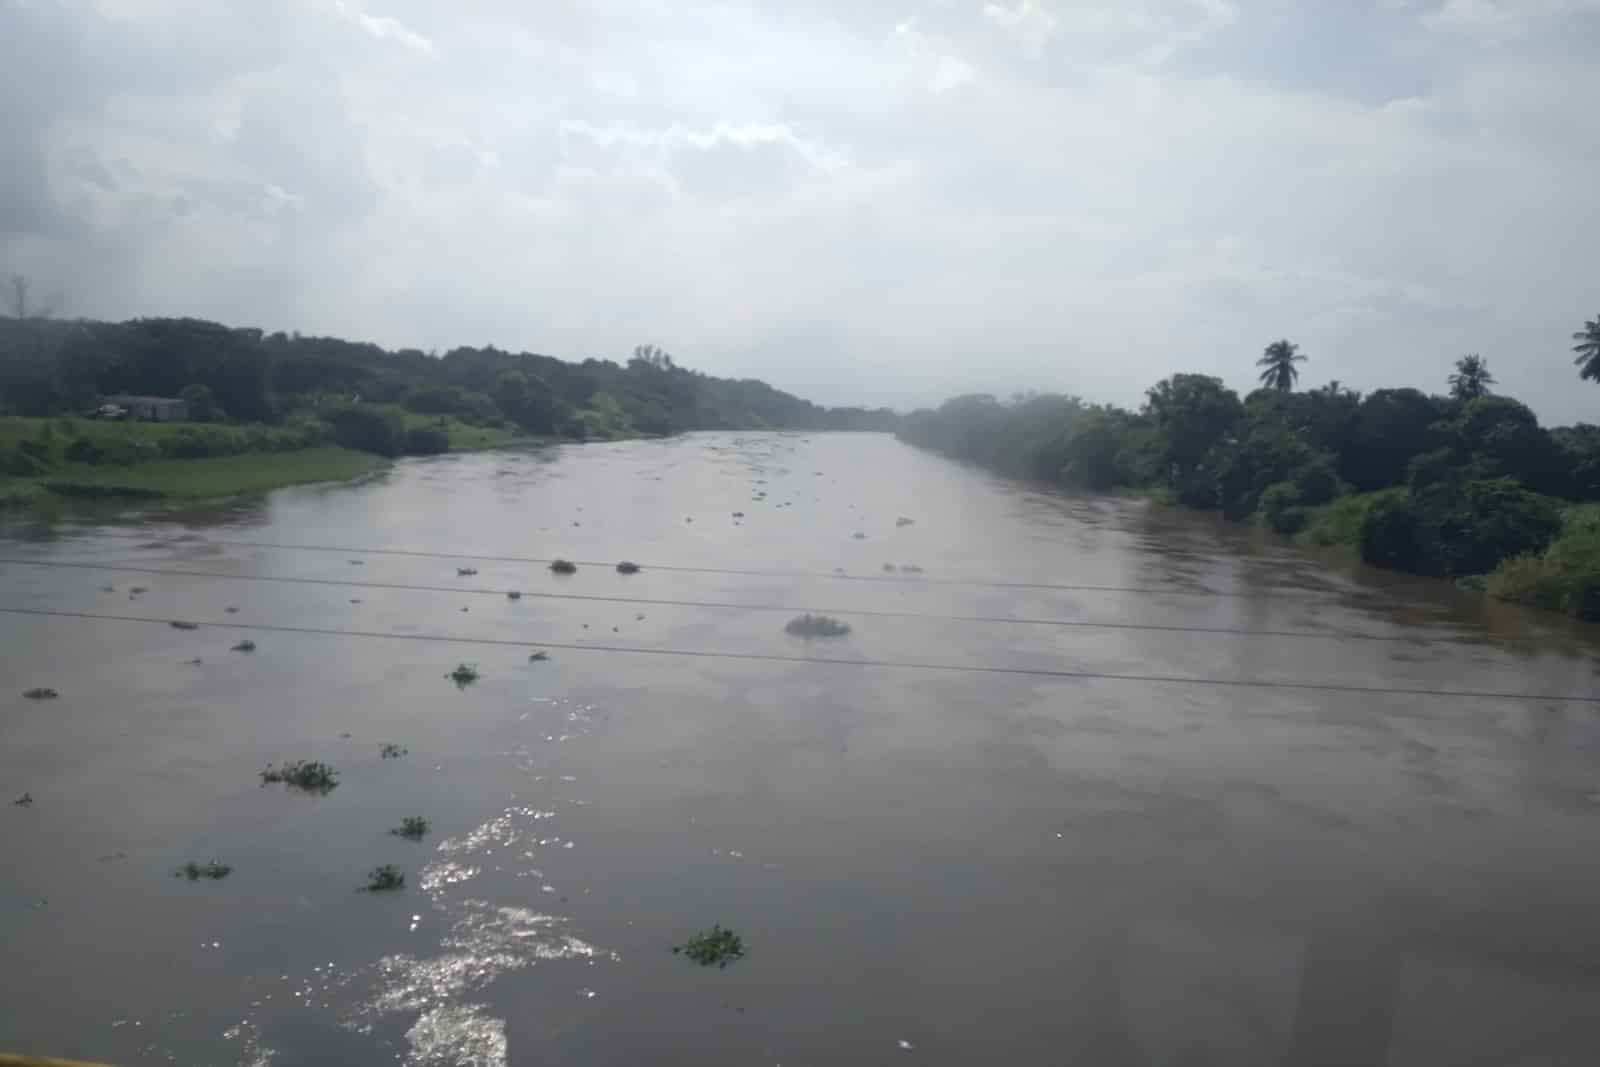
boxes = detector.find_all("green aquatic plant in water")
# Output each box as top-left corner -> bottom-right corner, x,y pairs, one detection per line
362,865 -> 405,892
260,760 -> 339,794
391,816 -> 430,840
175,860 -> 232,881
380,742 -> 408,759
784,613 -> 851,638
615,560 -> 640,574
230,639 -> 256,652
550,559 -> 577,575
447,663 -> 480,687
22,687 -> 58,700
673,925 -> 746,968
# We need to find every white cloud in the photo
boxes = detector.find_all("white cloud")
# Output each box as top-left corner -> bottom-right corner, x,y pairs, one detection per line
1425,0 -> 1600,35
332,0 -> 434,54
5,0 -> 1600,422
982,0 -> 1060,57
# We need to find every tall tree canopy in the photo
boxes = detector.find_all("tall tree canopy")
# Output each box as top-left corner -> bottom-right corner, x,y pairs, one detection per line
1575,314 -> 1600,382
1448,354 -> 1495,400
1256,339 -> 1306,392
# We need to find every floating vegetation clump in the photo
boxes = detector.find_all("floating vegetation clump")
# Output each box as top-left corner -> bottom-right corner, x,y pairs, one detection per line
673,925 -> 746,968
390,816 -> 430,840
170,620 -> 199,631
785,613 -> 852,638
900,564 -> 924,574
528,650 -> 550,662
882,562 -> 895,572
14,792 -> 33,807
506,590 -> 522,600
362,865 -> 405,892
447,663 -> 480,688
457,567 -> 478,576
380,742 -> 408,759
896,517 -> 915,527
175,860 -> 232,881
550,559 -> 577,575
130,586 -> 148,595
230,640 -> 256,653
260,760 -> 339,794
224,606 -> 240,614
851,532 -> 866,540
615,561 -> 641,575
22,687 -> 58,700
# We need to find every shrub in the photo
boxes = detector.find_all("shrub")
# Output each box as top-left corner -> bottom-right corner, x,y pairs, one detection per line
1259,482 -> 1306,535
1430,479 -> 1563,576
1360,493 -> 1422,571
321,403 -> 406,456
1291,456 -> 1342,507
179,383 -> 222,422
1486,507 -> 1600,619
405,426 -> 450,455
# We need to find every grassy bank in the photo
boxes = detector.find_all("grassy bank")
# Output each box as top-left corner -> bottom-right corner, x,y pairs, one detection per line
1485,505 -> 1600,620
0,411 -> 557,508
39,447 -> 387,498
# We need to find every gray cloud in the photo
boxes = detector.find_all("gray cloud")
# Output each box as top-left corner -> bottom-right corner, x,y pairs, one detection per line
2,0 -> 1598,422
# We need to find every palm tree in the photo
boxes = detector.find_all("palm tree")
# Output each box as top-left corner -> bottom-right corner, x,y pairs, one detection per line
1575,314 -> 1600,382
1256,339 -> 1306,392
1447,353 -> 1495,400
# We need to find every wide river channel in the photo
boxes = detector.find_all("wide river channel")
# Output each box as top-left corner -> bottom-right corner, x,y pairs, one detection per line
4,431 -> 1600,1066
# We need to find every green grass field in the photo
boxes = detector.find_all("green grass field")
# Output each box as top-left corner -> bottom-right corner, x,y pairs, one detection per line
37,447 -> 387,498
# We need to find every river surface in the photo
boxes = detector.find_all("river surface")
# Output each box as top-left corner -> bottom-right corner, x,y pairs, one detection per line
3,432 -> 1600,1066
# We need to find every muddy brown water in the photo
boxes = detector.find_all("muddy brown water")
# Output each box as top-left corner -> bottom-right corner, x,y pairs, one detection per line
3,432 -> 1600,1066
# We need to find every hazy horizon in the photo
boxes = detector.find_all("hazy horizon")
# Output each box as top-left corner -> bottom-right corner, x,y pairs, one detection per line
4,0 -> 1598,421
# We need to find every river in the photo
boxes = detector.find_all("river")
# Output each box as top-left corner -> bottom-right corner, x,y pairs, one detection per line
3,432 -> 1599,1066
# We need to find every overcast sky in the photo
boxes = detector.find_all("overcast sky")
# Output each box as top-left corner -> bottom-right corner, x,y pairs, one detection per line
2,0 -> 1598,420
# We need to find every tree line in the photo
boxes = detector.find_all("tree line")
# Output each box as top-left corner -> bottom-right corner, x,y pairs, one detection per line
899,315 -> 1600,616
0,316 -> 899,453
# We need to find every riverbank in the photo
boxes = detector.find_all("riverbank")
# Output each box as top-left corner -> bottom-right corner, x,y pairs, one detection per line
0,414 -> 543,508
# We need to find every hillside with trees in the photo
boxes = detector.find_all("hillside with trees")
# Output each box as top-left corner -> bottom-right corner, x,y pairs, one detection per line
0,315 -> 898,450
900,325 -> 1600,621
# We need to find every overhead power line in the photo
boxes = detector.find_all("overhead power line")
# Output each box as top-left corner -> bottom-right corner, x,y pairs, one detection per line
1,606 -> 1590,704
0,557 -> 1425,643
47,528 -> 1308,599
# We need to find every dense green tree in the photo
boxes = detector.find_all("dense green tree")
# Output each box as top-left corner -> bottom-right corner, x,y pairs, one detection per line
1143,374 -> 1243,486
1447,354 -> 1495,400
1339,388 -> 1444,492
179,384 -> 220,422
1256,339 -> 1306,392
1574,314 -> 1600,382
